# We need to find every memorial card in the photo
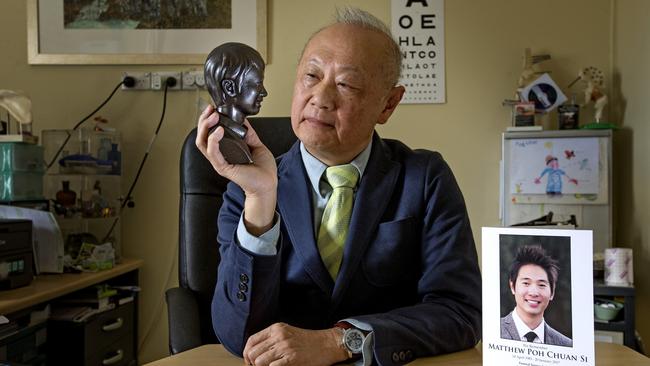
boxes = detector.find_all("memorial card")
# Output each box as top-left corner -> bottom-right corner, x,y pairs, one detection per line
482,227 -> 594,366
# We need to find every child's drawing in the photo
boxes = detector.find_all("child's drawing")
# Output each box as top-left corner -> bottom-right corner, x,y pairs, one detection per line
534,155 -> 578,195
510,137 -> 599,195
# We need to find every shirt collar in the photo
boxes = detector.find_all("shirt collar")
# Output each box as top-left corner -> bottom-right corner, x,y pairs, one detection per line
511,308 -> 546,343
299,140 -> 372,197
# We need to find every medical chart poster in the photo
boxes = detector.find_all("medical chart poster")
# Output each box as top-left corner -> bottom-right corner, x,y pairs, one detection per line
391,0 -> 445,104
509,137 -> 599,195
482,227 -> 594,366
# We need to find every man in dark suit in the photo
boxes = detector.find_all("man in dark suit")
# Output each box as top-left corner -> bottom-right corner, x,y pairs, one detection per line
501,245 -> 572,347
196,7 -> 481,366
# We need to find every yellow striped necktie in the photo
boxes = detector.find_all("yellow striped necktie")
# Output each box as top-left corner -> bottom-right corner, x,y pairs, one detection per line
317,164 -> 359,279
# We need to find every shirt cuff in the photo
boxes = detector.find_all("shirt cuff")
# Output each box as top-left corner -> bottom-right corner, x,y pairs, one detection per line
236,211 -> 281,256
342,319 -> 374,366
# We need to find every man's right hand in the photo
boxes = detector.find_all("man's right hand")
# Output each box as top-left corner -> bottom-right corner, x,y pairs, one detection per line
196,105 -> 278,236
243,323 -> 349,366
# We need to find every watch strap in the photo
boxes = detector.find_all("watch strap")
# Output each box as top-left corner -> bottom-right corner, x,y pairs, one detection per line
334,326 -> 353,359
334,321 -> 353,330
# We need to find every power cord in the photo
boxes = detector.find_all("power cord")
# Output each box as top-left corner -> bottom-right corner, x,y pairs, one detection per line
124,78 -> 176,358
102,77 -> 174,242
46,76 -> 136,169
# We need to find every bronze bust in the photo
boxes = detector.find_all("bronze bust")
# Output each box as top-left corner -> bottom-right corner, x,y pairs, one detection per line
204,42 -> 267,164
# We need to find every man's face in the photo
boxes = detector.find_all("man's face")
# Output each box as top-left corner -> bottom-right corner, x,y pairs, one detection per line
290,23 -> 404,164
510,264 -> 554,318
233,66 -> 267,116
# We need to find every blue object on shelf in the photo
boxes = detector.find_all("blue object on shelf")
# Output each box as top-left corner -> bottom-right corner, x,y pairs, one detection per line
59,154 -> 95,166
59,154 -> 112,174
108,143 -> 121,175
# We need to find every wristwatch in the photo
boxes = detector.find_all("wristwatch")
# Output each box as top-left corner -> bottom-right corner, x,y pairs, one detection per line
335,322 -> 366,359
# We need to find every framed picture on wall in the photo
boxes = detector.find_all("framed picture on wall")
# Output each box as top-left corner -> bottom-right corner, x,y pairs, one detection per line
27,0 -> 267,65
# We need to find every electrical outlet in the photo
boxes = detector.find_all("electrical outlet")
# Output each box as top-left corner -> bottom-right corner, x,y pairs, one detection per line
151,72 -> 182,91
121,72 -> 151,90
195,72 -> 206,88
182,70 -> 206,90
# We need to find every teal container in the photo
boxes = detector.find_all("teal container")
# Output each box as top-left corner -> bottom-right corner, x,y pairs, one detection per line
0,171 -> 44,201
0,143 -> 45,173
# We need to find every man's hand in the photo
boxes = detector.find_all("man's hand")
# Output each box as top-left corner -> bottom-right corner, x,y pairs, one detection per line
196,105 -> 278,235
243,323 -> 349,366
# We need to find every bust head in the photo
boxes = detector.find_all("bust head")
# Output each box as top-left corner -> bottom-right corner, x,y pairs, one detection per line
205,42 -> 267,123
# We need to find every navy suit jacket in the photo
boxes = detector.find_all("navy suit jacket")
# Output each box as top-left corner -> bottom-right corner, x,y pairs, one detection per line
212,134 -> 482,365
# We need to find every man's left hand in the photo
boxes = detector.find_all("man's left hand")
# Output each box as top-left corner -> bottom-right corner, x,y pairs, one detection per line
243,322 -> 348,366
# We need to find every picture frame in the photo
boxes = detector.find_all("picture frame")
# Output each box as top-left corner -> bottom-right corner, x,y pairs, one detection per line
26,0 -> 267,65
514,102 -> 535,127
482,227 -> 594,366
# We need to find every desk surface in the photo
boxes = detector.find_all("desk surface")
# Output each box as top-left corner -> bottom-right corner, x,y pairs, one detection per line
0,258 -> 143,314
145,342 -> 649,366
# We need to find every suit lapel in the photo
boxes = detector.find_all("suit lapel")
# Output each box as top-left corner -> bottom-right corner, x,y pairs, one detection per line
332,135 -> 400,306
504,313 -> 520,340
544,323 -> 553,344
277,144 -> 334,295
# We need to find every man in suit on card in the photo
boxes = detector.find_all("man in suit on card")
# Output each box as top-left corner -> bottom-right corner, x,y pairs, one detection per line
501,245 -> 572,347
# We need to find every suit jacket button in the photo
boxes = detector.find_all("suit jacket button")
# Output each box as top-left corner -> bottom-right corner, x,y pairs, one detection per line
405,350 -> 413,361
240,273 -> 249,283
391,352 -> 400,363
236,291 -> 246,302
399,351 -> 406,361
239,282 -> 248,292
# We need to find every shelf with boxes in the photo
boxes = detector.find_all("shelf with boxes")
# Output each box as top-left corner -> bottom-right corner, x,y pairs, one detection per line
42,128 -> 123,265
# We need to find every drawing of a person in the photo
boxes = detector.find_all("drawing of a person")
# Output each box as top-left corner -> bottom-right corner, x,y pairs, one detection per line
534,155 -> 578,195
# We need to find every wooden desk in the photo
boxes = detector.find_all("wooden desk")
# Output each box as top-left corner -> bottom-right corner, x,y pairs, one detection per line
144,342 -> 649,366
0,258 -> 143,365
0,258 -> 143,315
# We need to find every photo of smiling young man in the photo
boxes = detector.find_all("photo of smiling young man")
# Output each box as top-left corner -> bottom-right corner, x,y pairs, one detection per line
500,236 -> 573,347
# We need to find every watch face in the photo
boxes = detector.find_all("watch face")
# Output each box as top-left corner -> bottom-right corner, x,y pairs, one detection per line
344,329 -> 365,354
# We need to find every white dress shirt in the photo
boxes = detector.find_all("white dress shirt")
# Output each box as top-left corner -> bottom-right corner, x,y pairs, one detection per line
511,308 -> 546,343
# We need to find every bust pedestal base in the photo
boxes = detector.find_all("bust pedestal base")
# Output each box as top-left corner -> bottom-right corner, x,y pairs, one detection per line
220,129 -> 253,165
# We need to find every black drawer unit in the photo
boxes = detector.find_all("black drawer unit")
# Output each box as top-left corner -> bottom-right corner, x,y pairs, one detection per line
48,302 -> 136,366
0,321 -> 47,366
87,334 -> 134,366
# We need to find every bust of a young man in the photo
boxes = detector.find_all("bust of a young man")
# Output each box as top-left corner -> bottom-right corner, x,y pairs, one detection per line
204,42 -> 267,164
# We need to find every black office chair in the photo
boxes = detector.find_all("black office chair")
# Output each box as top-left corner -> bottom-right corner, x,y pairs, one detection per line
165,117 -> 296,355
